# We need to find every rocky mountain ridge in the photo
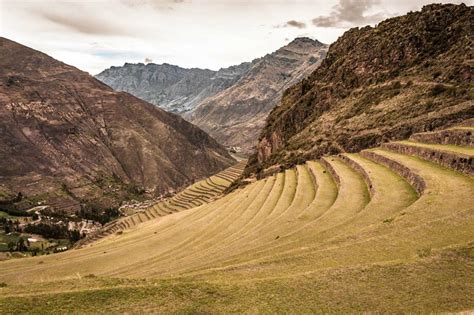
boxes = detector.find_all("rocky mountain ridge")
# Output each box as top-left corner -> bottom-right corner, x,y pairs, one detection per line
96,61 -> 251,114
96,37 -> 328,153
187,37 -> 328,153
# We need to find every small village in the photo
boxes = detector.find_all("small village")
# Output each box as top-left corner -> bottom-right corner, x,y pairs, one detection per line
0,204 -> 105,259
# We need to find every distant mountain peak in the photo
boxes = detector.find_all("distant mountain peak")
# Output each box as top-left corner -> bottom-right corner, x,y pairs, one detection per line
96,59 -> 252,114
287,37 -> 325,47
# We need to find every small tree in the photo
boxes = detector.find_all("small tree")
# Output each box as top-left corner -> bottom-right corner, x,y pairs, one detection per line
7,242 -> 15,252
17,237 -> 27,251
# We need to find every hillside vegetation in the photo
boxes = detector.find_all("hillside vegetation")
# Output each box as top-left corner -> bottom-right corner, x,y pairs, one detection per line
0,125 -> 472,313
0,4 -> 472,313
249,4 -> 473,176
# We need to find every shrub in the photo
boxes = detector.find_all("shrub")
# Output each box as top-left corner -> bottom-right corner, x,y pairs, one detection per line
392,80 -> 402,89
383,217 -> 394,224
430,84 -> 446,96
417,248 -> 432,258
126,183 -> 145,196
432,70 -> 442,79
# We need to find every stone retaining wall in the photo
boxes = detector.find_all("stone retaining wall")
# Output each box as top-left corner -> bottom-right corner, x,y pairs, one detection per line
306,163 -> 320,193
339,154 -> 375,198
320,157 -> 340,187
410,128 -> 473,146
361,151 -> 426,195
382,143 -> 473,176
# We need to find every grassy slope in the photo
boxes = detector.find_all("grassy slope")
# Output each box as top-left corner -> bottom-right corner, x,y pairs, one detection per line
0,245 -> 473,314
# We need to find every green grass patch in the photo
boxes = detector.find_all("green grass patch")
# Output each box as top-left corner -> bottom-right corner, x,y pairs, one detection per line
0,211 -> 29,220
0,245 -> 472,313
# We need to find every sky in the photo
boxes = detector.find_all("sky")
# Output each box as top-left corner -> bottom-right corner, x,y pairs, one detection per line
0,0 -> 471,75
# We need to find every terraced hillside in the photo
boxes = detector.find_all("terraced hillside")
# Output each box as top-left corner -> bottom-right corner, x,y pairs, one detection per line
0,127 -> 473,313
77,161 -> 247,247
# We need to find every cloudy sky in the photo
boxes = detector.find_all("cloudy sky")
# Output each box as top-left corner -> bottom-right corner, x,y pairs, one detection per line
1,0 -> 471,74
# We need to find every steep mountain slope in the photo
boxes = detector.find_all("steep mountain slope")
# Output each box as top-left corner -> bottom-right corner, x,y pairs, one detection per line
0,37 -> 234,212
96,62 -> 251,114
247,4 -> 473,175
187,37 -> 328,153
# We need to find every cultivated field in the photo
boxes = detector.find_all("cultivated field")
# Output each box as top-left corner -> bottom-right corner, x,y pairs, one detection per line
76,161 -> 247,247
0,127 -> 473,313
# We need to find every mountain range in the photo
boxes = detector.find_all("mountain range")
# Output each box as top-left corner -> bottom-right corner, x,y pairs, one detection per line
96,38 -> 328,153
0,3 -> 473,313
96,61 -> 251,115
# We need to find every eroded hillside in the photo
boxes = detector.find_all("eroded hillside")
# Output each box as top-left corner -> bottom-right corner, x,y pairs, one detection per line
96,38 -> 328,153
0,37 -> 235,213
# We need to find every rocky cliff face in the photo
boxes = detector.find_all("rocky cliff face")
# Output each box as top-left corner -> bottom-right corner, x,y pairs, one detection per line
0,37 -> 235,212
187,37 -> 328,153
96,62 -> 251,114
246,4 -> 473,176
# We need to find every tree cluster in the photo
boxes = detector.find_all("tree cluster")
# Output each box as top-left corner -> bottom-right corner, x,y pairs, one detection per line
77,206 -> 120,225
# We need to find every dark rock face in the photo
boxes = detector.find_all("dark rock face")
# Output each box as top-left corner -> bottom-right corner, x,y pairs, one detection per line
247,4 -> 473,176
187,38 -> 328,153
95,62 -> 251,114
0,37 -> 235,212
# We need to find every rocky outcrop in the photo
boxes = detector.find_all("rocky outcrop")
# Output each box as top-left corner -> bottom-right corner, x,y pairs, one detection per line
96,62 -> 251,114
0,37 -> 235,213
248,4 -> 473,175
188,38 -> 328,153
